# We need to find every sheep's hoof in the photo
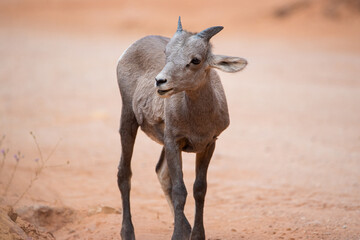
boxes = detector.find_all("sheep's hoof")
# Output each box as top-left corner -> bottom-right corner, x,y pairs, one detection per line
172,218 -> 191,240
190,227 -> 205,240
120,224 -> 135,240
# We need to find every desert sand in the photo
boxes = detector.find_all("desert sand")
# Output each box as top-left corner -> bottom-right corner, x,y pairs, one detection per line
0,0 -> 360,239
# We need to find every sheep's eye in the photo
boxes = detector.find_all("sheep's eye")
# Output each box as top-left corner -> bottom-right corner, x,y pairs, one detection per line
190,58 -> 201,65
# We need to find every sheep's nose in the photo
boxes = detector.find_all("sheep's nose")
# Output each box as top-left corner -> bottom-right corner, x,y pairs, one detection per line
155,78 -> 167,87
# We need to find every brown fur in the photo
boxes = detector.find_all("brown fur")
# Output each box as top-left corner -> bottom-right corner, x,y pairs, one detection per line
116,18 -> 247,240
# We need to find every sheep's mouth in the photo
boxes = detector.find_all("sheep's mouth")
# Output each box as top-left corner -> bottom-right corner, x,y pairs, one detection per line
157,88 -> 173,96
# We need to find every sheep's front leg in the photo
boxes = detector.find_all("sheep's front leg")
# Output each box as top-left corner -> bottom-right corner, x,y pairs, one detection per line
118,107 -> 138,240
165,140 -> 191,240
191,141 -> 215,240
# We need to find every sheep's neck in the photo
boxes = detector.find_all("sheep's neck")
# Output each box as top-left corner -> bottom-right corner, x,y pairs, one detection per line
184,79 -> 215,115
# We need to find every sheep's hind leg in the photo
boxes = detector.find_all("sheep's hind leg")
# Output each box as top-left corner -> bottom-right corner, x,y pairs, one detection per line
191,141 -> 216,240
156,147 -> 174,217
117,107 -> 138,240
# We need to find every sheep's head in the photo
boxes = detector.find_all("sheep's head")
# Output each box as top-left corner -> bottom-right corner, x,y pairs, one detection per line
155,17 -> 247,98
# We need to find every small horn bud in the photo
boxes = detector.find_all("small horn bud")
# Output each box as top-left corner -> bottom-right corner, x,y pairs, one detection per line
197,26 -> 224,41
177,16 -> 183,32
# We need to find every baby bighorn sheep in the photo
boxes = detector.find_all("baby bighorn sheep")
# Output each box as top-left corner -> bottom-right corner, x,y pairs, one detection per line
117,17 -> 247,240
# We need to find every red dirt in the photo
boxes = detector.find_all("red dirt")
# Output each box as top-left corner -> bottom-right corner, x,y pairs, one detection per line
0,0 -> 359,239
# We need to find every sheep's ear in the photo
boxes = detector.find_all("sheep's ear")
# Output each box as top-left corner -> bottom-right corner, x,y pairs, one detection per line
209,55 -> 247,73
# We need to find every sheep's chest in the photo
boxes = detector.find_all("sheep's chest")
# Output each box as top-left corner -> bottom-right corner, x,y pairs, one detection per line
180,133 -> 218,153
165,91 -> 229,153
169,110 -> 228,153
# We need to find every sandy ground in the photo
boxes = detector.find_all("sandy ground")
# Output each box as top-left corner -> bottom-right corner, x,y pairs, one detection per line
0,0 -> 360,239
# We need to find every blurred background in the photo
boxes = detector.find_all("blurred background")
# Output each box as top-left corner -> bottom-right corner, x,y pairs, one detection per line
0,0 -> 359,239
